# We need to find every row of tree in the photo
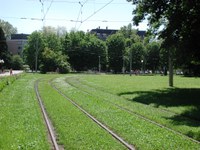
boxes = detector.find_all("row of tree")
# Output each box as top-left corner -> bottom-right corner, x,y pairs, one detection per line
23,29 -> 70,73
22,24 -> 165,74
1,18 -> 199,77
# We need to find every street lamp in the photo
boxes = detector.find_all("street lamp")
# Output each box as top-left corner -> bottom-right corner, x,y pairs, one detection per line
129,49 -> 132,76
141,59 -> 144,74
0,59 -> 4,73
98,56 -> 101,73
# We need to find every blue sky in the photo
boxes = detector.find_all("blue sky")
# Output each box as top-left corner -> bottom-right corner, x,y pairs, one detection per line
0,0 -> 148,34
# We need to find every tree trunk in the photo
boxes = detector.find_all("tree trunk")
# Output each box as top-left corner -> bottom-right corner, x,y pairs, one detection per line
169,49 -> 173,87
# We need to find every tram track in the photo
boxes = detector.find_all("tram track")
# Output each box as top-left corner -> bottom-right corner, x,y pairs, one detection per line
34,76 -> 200,150
35,79 -> 60,150
62,77 -> 200,144
70,77 -> 200,122
50,80 -> 135,150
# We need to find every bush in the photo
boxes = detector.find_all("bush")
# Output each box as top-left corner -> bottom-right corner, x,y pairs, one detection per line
11,55 -> 24,70
57,61 -> 71,74
23,65 -> 30,72
39,64 -> 47,74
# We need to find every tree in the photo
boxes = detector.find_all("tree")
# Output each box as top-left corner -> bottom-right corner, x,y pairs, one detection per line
0,27 -> 11,68
128,0 -> 200,84
64,31 -> 86,71
63,31 -> 107,71
23,31 -> 45,71
11,55 -> 23,70
145,42 -> 160,73
0,19 -> 17,39
107,33 -> 125,73
85,33 -> 107,71
130,42 -> 145,71
40,47 -> 56,73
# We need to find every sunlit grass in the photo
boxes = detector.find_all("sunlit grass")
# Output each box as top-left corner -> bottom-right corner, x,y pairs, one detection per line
53,75 -> 200,149
38,78 -> 126,149
0,74 -> 50,149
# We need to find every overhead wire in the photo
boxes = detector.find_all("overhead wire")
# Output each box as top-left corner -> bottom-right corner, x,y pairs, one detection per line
0,16 -> 131,23
2,0 -> 133,31
77,0 -> 114,30
43,0 -> 54,20
74,0 -> 88,30
27,0 -> 129,4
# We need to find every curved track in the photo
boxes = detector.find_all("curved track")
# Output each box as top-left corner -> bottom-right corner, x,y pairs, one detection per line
63,77 -> 200,144
50,81 -> 135,150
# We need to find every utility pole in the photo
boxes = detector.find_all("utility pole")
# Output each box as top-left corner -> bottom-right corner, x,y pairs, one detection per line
129,49 -> 132,76
169,48 -> 173,87
122,56 -> 125,74
35,38 -> 39,73
98,56 -> 101,73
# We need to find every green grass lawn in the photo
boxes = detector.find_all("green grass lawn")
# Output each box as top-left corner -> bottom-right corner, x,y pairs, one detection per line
52,74 -> 200,150
1,73 -> 199,149
0,74 -> 50,149
38,77 -> 126,149
79,75 -> 200,120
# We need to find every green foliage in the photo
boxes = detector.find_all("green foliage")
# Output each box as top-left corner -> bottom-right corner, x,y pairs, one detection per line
0,19 -> 17,39
23,30 -> 70,74
130,42 -> 145,70
40,48 -> 70,74
53,51 -> 71,74
0,73 -> 23,92
63,31 -> 107,71
145,42 -> 160,72
0,27 -> 11,68
128,0 -> 200,76
40,47 -> 56,73
106,33 -> 125,73
23,65 -> 30,72
23,31 -> 45,71
11,55 -> 24,70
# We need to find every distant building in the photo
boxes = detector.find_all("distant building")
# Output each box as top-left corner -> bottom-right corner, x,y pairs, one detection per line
90,28 -> 146,40
90,28 -> 118,40
136,30 -> 146,39
7,34 -> 29,55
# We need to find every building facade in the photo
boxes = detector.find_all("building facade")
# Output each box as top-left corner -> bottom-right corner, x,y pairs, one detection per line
90,28 -> 146,40
7,34 -> 29,55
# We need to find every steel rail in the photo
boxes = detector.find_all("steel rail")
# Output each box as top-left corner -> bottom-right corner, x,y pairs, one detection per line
35,80 -> 60,150
64,77 -> 200,145
50,81 -> 135,150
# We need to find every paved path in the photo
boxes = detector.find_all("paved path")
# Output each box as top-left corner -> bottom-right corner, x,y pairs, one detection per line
0,70 -> 24,77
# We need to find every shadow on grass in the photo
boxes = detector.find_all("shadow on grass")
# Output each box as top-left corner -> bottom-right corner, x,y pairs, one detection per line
118,88 -> 200,124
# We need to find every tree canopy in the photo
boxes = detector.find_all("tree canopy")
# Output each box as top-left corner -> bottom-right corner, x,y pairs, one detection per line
128,0 -> 200,76
0,19 -> 17,39
0,27 -> 11,68
63,31 -> 107,71
107,33 -> 125,73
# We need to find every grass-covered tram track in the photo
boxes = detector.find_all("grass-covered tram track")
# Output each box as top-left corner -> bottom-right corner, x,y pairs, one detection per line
0,74 -> 51,149
34,79 -> 60,150
37,77 -> 127,150
64,75 -> 200,143
52,75 -> 200,150
64,76 -> 200,144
